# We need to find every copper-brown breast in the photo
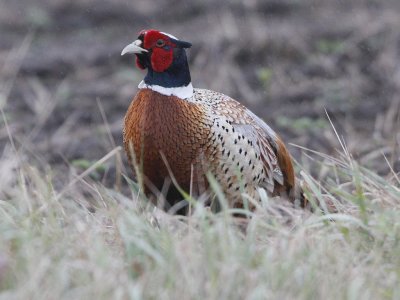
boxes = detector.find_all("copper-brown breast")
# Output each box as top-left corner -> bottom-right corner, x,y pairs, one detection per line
123,89 -> 211,197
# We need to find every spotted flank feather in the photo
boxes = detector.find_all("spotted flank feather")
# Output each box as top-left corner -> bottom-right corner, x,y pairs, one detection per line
186,89 -> 292,206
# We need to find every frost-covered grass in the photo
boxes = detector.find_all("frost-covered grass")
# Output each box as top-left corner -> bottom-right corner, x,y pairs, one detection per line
1,141 -> 400,300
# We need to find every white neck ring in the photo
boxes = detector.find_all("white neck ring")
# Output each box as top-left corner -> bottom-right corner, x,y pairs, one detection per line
138,81 -> 194,99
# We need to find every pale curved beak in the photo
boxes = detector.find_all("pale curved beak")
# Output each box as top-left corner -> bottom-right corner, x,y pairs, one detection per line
121,40 -> 148,56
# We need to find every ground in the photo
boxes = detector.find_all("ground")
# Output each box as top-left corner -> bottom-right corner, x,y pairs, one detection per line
1,0 -> 399,183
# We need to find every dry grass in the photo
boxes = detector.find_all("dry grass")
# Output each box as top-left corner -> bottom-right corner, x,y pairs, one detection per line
1,99 -> 400,299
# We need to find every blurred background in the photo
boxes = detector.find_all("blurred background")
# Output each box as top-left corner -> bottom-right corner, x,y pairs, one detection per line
1,0 -> 399,188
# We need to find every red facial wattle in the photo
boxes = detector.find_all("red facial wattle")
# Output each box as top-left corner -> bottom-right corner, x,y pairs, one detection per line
139,29 -> 176,72
142,29 -> 165,48
150,47 -> 173,72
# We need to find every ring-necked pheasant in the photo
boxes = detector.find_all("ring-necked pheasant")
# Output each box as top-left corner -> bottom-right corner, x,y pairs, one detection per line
121,29 -> 302,213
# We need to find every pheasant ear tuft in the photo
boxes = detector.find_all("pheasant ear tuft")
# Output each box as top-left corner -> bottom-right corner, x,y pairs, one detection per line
175,40 -> 192,49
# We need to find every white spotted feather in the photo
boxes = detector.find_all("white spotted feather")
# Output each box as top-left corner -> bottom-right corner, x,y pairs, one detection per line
188,88 -> 284,203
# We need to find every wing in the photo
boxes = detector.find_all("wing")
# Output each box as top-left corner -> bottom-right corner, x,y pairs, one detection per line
203,90 -> 295,197
246,108 -> 295,196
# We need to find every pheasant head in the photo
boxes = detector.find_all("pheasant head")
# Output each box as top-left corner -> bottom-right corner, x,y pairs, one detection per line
121,29 -> 193,97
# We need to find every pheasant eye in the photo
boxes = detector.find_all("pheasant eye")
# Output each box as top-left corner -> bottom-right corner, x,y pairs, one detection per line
156,39 -> 165,47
